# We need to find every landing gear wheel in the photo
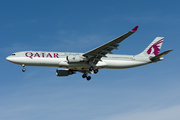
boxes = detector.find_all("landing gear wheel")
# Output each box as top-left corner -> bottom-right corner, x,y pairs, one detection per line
89,66 -> 94,71
22,68 -> 26,72
86,76 -> 91,81
94,69 -> 98,74
22,64 -> 26,72
82,74 -> 87,78
82,73 -> 91,81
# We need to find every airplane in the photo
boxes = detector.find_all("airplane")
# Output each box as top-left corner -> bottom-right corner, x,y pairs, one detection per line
6,26 -> 173,81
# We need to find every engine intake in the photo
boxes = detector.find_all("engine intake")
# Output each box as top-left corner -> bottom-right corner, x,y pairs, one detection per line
56,69 -> 75,76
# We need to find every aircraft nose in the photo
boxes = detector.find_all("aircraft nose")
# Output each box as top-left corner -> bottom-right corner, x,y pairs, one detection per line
6,56 -> 12,62
6,55 -> 19,64
6,56 -> 10,61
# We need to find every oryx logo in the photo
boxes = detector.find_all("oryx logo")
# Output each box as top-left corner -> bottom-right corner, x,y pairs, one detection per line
73,57 -> 75,60
147,38 -> 164,56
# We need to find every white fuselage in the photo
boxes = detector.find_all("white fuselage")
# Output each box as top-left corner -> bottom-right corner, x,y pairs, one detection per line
6,51 -> 151,70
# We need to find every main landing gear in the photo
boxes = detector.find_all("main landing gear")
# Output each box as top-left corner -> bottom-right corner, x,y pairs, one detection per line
89,66 -> 99,74
82,67 -> 99,81
22,64 -> 26,72
82,73 -> 91,81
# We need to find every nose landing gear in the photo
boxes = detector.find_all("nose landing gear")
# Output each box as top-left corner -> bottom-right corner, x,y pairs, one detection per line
22,64 -> 26,72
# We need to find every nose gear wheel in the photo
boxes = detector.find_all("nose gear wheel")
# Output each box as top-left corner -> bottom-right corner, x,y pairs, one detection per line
22,64 -> 26,72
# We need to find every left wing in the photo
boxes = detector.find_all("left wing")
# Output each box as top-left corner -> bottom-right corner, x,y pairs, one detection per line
83,26 -> 139,65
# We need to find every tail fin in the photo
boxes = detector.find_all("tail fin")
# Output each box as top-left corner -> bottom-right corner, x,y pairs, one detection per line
137,37 -> 164,57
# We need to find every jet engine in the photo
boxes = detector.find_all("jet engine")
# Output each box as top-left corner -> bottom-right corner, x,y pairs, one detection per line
66,55 -> 88,63
56,69 -> 75,76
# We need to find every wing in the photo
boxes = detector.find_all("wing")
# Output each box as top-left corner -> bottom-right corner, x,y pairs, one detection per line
82,26 -> 139,65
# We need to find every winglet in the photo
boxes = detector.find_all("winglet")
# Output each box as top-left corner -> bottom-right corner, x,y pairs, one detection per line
131,26 -> 139,32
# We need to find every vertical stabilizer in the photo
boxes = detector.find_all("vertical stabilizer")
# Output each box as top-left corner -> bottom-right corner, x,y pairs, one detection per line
137,37 -> 164,57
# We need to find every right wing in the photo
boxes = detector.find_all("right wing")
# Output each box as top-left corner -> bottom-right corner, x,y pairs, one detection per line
83,26 -> 139,65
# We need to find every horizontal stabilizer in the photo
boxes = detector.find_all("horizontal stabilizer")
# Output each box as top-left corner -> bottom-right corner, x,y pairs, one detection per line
150,49 -> 173,61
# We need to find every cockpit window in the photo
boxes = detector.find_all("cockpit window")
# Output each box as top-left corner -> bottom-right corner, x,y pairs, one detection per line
11,54 -> 16,56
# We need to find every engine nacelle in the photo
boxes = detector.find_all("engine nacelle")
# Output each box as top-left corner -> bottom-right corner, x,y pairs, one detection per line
56,69 -> 75,76
66,55 -> 86,63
